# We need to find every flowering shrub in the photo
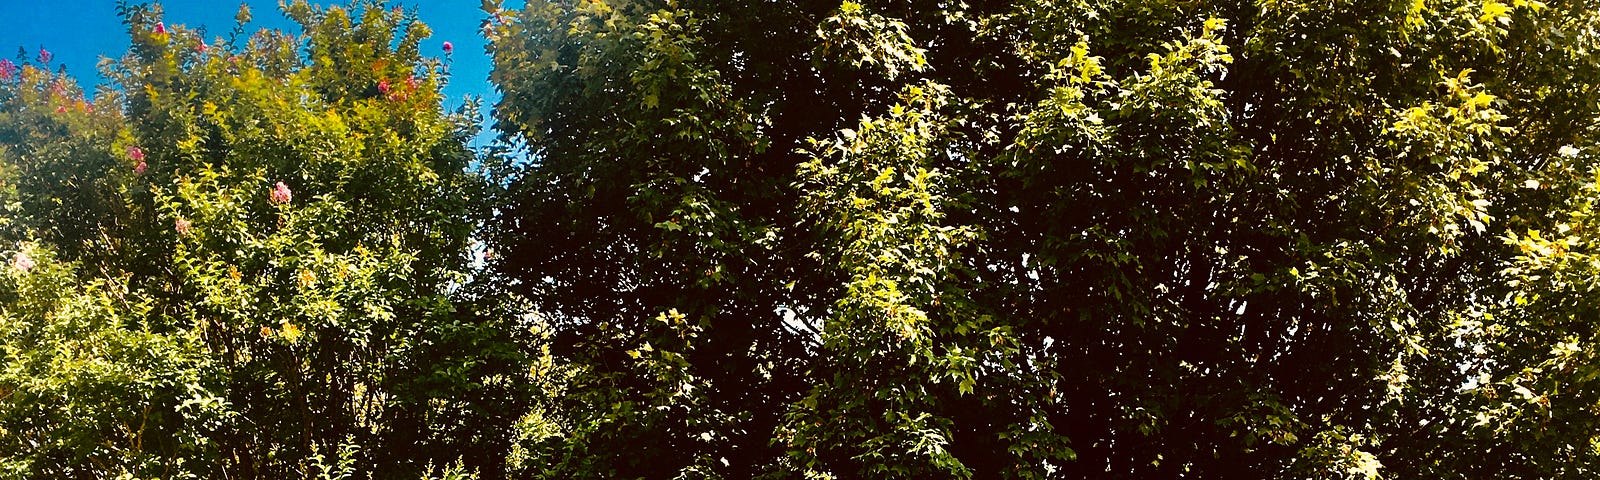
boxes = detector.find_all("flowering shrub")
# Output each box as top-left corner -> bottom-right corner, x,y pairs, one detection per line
0,2 -> 521,477
0,53 -> 127,266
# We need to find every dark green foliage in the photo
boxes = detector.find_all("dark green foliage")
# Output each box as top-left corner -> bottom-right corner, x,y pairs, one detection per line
487,0 -> 1600,478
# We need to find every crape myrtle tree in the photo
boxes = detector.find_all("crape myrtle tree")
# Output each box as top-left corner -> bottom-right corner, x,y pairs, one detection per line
487,0 -> 1600,478
1,1 -> 522,477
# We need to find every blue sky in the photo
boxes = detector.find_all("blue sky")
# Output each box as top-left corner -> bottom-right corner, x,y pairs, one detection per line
0,0 -> 509,147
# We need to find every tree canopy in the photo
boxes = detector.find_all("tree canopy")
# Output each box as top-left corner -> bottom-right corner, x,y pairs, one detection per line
6,0 -> 1600,478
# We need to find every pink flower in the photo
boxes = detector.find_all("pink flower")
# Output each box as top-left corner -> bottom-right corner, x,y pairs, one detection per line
135,161 -> 147,175
378,80 -> 391,94
442,41 -> 453,54
406,75 -> 419,91
38,47 -> 51,64
270,182 -> 292,204
154,22 -> 167,35
11,251 -> 33,272
55,105 -> 67,113
0,60 -> 16,81
197,43 -> 208,53
127,145 -> 145,162
175,218 -> 192,235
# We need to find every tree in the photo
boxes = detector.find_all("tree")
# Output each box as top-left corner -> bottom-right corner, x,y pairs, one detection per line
1,2 -> 520,477
487,0 -> 1600,478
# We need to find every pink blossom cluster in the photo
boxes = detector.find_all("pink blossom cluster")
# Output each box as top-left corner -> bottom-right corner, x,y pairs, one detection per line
128,146 -> 147,174
379,77 -> 422,102
271,182 -> 293,204
0,60 -> 16,81
128,146 -> 144,161
11,251 -> 33,272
